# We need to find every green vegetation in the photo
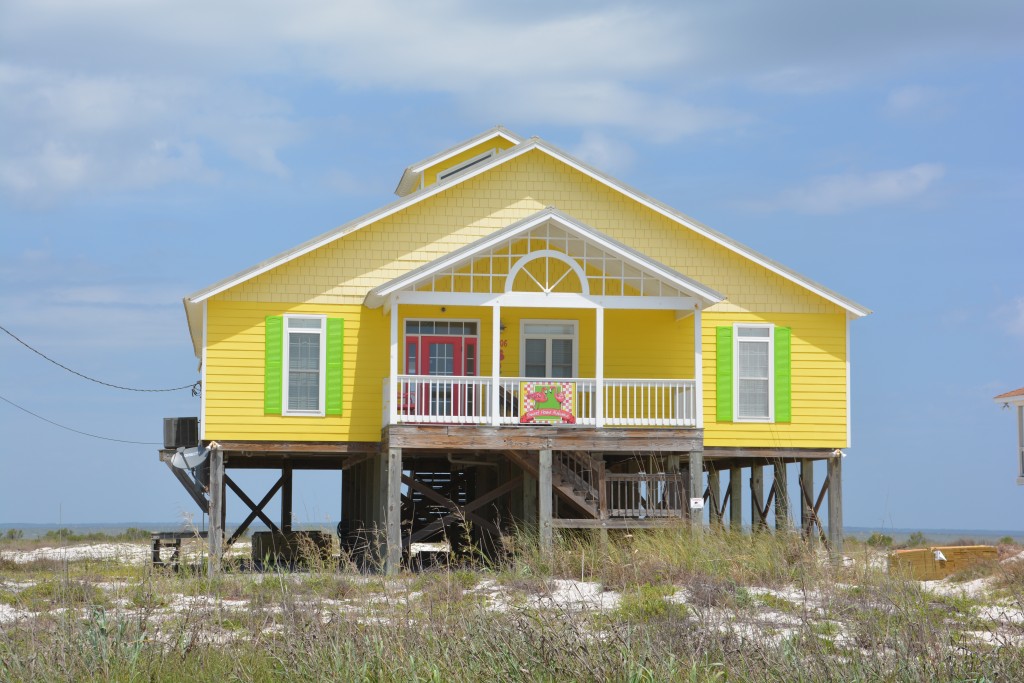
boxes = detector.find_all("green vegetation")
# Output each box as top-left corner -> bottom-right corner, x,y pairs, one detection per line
866,531 -> 893,548
906,531 -> 929,548
0,529 -> 1022,681
39,527 -> 152,543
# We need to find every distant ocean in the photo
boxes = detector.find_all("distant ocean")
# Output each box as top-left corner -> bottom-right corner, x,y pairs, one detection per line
1,522 -> 1022,544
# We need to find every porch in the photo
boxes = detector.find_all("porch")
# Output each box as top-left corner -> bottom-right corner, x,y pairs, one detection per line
368,209 -> 725,433
383,375 -> 698,427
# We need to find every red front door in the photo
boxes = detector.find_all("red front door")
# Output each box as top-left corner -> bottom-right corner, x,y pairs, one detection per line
406,334 -> 477,417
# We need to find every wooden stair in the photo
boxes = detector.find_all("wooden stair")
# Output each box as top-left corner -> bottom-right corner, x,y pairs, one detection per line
503,450 -> 601,518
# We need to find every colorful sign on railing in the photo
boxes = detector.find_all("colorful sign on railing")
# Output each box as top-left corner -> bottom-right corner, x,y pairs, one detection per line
519,381 -> 576,424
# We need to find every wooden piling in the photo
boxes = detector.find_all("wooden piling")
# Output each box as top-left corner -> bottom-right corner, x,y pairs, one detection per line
774,461 -> 789,531
729,467 -> 743,531
538,449 -> 553,557
688,450 -> 703,535
385,447 -> 402,574
827,456 -> 844,557
207,445 -> 224,576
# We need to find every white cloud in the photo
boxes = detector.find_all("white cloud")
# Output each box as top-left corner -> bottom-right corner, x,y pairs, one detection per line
885,85 -> 948,117
0,0 -> 1019,197
758,163 -> 946,214
0,65 -> 292,198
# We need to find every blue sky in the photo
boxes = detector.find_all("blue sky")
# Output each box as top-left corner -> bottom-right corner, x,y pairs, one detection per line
1,1 -> 1022,532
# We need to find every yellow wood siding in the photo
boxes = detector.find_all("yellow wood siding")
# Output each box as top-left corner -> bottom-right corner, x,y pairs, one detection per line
205,300 -> 386,442
205,148 -> 850,446
702,311 -> 847,448
219,149 -> 839,317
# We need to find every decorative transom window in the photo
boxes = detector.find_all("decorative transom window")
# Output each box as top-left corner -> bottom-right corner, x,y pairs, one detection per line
284,315 -> 326,415
734,324 -> 774,422
521,321 -> 577,378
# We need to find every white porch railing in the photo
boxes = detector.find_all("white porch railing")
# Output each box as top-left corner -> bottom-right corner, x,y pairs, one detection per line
385,375 -> 696,428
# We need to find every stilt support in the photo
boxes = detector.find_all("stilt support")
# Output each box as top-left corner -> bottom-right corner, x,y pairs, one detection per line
774,461 -> 789,531
799,461 -> 813,538
750,465 -> 765,531
281,463 -> 293,533
522,472 -> 537,529
207,445 -> 224,576
688,449 -> 703,535
827,456 -> 844,558
385,447 -> 402,574
539,449 -> 553,557
729,467 -> 743,531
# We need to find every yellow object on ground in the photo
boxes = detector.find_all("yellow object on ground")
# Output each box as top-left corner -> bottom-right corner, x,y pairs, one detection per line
889,546 -> 998,581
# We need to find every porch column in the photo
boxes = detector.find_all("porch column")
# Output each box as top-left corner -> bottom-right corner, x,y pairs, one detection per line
388,299 -> 399,426
827,455 -> 844,558
491,304 -> 501,426
207,444 -> 224,576
595,306 -> 604,428
693,304 -> 703,428
538,449 -> 553,557
384,447 -> 402,574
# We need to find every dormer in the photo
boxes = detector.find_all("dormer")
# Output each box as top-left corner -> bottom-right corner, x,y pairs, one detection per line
394,126 -> 522,196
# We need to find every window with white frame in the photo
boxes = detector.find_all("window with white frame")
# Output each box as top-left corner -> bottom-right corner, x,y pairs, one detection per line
735,324 -> 773,421
284,315 -> 326,415
521,321 -> 577,378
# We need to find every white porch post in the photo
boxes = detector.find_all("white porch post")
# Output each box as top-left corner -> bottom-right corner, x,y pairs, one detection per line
694,304 -> 703,429
491,304 -> 501,426
389,298 -> 399,426
595,306 -> 605,428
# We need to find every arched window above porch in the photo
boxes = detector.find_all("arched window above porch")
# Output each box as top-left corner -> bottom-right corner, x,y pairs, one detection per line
364,208 -> 724,312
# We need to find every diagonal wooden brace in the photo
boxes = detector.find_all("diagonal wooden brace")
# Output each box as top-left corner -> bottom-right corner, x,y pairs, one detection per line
408,476 -> 522,543
225,475 -> 282,547
799,473 -> 830,545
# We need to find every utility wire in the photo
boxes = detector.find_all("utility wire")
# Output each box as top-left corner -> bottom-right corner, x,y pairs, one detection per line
0,393 -> 162,445
1,324 -> 199,393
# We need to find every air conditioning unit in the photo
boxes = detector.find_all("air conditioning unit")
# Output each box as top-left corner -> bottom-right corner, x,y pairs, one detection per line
163,417 -> 199,449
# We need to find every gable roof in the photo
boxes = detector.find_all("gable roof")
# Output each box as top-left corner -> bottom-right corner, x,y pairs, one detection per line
183,130 -> 871,354
364,207 -> 725,309
394,126 -> 523,196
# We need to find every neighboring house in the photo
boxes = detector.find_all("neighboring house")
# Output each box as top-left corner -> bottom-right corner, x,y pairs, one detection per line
168,128 -> 870,571
994,387 -> 1024,485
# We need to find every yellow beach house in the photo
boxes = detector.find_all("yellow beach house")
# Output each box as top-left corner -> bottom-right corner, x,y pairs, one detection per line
163,127 -> 870,571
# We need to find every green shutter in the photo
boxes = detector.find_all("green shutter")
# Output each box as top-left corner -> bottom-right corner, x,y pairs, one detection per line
774,327 -> 792,422
716,326 -> 733,422
264,316 -> 283,415
325,318 -> 344,416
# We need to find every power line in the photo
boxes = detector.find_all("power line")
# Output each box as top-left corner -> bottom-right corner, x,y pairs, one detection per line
0,393 -> 162,446
0,324 -> 199,393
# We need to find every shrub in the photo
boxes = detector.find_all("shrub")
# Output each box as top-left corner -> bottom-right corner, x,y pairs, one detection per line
906,531 -> 928,548
866,532 -> 893,548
